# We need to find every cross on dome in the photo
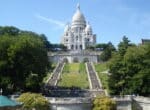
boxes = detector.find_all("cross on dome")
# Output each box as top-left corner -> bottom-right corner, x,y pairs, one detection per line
77,3 -> 80,10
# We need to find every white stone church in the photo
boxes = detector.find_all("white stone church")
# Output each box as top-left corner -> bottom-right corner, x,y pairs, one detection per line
61,4 -> 96,50
48,4 -> 100,63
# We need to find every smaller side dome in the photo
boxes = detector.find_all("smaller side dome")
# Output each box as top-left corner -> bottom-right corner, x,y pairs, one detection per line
85,22 -> 92,32
64,23 -> 71,32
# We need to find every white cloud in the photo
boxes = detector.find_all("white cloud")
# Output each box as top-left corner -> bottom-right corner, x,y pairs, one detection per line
35,14 -> 65,29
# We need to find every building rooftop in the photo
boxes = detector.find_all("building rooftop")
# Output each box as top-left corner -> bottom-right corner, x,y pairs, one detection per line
0,95 -> 20,107
142,39 -> 150,44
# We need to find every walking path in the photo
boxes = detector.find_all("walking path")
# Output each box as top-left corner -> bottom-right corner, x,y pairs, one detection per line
46,61 -> 65,86
86,62 -> 102,90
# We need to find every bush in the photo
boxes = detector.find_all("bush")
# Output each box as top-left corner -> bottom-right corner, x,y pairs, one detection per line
93,96 -> 116,110
17,92 -> 50,110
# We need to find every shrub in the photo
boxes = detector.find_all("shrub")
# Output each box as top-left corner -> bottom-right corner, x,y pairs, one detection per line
93,96 -> 116,110
17,92 -> 50,110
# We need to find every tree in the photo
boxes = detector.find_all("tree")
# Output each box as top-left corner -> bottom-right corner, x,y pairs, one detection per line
17,92 -> 50,110
108,36 -> 134,95
50,43 -> 67,51
100,42 -> 116,61
108,43 -> 150,96
39,34 -> 53,51
7,35 -> 49,91
95,43 -> 108,50
87,45 -> 95,50
108,54 -> 125,95
0,26 -> 19,36
118,36 -> 133,56
0,26 -> 50,94
100,48 -> 112,61
93,96 -> 116,110
123,44 -> 150,95
107,42 -> 116,51
25,74 -> 40,92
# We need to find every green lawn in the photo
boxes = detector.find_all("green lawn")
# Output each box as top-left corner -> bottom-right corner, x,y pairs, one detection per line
94,62 -> 108,73
94,63 -> 109,91
58,63 -> 89,89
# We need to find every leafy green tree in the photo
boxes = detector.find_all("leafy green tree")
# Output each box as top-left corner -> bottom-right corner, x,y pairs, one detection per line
25,74 -> 40,92
123,44 -> 150,95
100,48 -> 112,61
87,45 -> 95,50
39,34 -> 53,51
93,96 -> 116,110
118,36 -> 134,56
108,54 -> 125,95
0,26 -> 50,94
95,43 -> 108,50
108,43 -> 150,96
100,42 -> 116,61
17,92 -> 50,110
0,26 -> 19,36
50,43 -> 67,51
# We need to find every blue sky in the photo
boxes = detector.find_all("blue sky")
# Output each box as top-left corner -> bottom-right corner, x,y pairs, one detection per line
0,0 -> 150,46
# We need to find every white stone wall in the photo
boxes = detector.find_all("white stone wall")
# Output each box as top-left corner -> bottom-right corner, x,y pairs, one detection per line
49,54 -> 98,63
134,96 -> 150,110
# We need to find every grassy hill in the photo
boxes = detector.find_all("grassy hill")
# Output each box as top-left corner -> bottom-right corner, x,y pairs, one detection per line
58,63 -> 89,89
94,63 -> 109,91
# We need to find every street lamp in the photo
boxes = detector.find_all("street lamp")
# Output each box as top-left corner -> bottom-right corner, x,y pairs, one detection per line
0,88 -> 3,95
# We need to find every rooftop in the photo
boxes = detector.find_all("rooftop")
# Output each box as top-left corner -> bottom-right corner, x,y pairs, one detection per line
0,95 -> 20,107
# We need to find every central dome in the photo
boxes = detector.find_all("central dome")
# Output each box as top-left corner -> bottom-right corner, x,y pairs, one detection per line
72,4 -> 86,26
72,9 -> 85,22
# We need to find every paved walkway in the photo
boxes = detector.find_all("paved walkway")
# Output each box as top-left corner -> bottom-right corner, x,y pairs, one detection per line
46,61 -> 64,86
86,62 -> 102,90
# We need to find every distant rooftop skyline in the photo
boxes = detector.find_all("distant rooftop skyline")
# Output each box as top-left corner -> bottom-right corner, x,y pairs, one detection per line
0,0 -> 150,46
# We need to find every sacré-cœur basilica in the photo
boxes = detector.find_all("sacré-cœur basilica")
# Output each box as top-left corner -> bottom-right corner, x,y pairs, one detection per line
48,4 -> 100,63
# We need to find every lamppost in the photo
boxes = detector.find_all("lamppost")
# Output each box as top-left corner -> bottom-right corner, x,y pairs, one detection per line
0,88 -> 2,95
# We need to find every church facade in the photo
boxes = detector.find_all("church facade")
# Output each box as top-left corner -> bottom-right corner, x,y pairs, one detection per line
48,4 -> 100,63
61,4 -> 96,50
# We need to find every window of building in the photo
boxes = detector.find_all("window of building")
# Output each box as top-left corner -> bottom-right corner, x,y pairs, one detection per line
80,45 -> 82,50
76,36 -> 78,41
71,45 -> 74,50
66,33 -> 68,36
87,38 -> 89,42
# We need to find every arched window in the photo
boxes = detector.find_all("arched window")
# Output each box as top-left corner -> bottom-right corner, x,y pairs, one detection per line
66,33 -> 68,36
83,58 -> 89,62
87,38 -> 89,42
80,45 -> 82,50
76,36 -> 78,41
71,45 -> 74,50
73,57 -> 79,63
63,58 -> 69,63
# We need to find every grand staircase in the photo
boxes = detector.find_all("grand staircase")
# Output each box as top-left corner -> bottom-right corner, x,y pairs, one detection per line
46,61 -> 64,86
86,62 -> 105,96
43,61 -> 104,97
